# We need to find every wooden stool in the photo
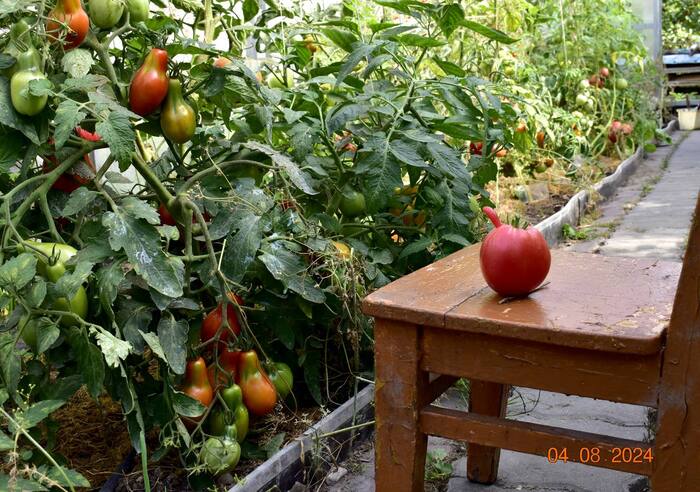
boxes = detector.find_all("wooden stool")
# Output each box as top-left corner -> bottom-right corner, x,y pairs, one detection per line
363,192 -> 700,491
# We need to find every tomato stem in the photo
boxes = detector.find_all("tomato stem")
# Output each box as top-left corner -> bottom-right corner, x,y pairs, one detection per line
482,206 -> 502,228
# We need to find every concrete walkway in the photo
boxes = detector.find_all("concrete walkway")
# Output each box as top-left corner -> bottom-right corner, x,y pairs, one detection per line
323,130 -> 699,492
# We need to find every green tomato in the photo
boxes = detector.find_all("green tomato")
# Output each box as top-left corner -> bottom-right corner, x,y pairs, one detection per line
126,0 -> 149,22
54,285 -> 88,327
575,93 -> 589,107
268,362 -> 293,399
339,189 -> 367,218
268,72 -> 294,89
19,316 -> 38,352
503,65 -> 515,77
208,385 -> 250,442
579,79 -> 590,90
201,427 -> 241,474
585,98 -> 596,112
615,78 -> 628,90
10,51 -> 48,117
19,241 -> 88,326
90,0 -> 125,29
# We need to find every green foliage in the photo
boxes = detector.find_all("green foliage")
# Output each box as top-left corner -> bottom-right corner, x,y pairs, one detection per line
663,0 -> 700,51
0,0 -> 659,487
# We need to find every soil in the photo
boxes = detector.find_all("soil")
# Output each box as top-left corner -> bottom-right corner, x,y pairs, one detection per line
51,388 -> 133,488
486,154 -> 622,227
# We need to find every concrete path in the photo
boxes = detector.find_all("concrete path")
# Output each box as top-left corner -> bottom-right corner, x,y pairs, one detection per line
323,130 -> 699,492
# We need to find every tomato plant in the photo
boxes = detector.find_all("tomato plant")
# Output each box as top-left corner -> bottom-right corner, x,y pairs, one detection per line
0,0 -> 658,489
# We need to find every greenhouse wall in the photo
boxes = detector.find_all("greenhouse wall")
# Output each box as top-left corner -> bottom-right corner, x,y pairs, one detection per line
629,0 -> 663,59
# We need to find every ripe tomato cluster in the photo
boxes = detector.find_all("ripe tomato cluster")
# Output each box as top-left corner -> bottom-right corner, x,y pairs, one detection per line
181,292 -> 294,473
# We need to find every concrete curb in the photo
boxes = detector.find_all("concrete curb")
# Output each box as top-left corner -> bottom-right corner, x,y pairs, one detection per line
536,119 -> 678,245
229,383 -> 375,492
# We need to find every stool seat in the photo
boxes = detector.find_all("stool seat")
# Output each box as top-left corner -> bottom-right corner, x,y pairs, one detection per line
363,245 -> 681,355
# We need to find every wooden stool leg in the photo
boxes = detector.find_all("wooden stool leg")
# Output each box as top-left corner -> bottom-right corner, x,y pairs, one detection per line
374,318 -> 428,492
467,380 -> 509,484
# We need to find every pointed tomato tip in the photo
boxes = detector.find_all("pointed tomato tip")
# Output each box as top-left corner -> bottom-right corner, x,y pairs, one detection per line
482,206 -> 502,228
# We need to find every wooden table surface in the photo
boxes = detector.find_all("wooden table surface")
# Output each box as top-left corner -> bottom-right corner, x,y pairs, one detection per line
363,245 -> 682,354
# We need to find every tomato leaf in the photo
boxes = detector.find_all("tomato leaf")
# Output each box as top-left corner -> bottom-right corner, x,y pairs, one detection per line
0,333 -> 21,395
93,329 -> 132,368
336,42 -> 378,87
0,253 -> 37,291
62,188 -> 98,216
45,467 -> 90,488
259,243 -> 326,303
35,318 -> 60,354
242,0 -> 259,21
459,19 -> 518,44
96,112 -> 136,167
173,391 -> 206,417
11,400 -> 65,432
0,475 -> 45,492
120,197 -> 161,225
96,262 -> 124,319
157,316 -> 189,375
102,211 -> 185,297
62,49 -> 94,79
435,4 -> 464,38
396,34 -> 446,48
246,142 -> 318,195
321,28 -> 358,52
139,330 -> 167,362
53,101 -> 87,150
67,328 -> 105,398
221,213 -> 263,283
356,135 -> 403,212
0,431 -> 12,451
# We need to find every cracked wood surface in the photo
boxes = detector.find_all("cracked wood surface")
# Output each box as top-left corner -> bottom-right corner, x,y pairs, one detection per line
652,192 -> 700,490
363,245 -> 681,355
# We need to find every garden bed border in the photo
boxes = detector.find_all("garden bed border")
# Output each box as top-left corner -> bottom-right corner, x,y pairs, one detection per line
228,383 -> 375,492
536,119 -> 679,244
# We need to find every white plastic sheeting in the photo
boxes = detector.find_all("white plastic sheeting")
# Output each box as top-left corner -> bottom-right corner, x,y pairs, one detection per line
629,0 -> 662,60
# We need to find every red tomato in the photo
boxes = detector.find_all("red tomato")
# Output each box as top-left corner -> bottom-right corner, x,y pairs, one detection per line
42,146 -> 96,193
158,203 -> 211,226
599,67 -> 610,79
470,141 -> 484,156
129,48 -> 169,116
213,57 -> 232,68
47,0 -> 89,50
238,350 -> 277,416
479,207 -> 551,297
201,293 -> 244,349
536,131 -> 545,148
75,127 -> 101,142
158,203 -> 176,226
207,349 -> 241,390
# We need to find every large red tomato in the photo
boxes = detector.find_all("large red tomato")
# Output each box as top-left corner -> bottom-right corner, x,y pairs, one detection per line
479,207 -> 551,297
201,293 -> 244,349
129,48 -> 169,116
